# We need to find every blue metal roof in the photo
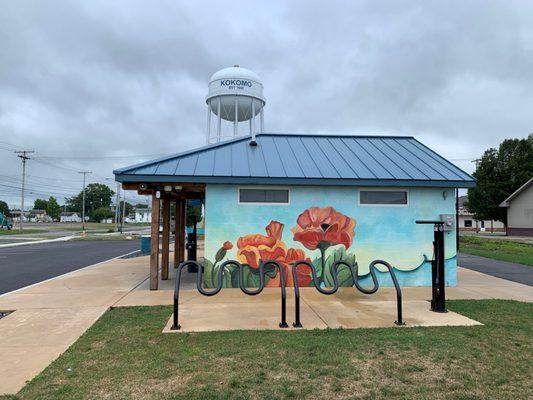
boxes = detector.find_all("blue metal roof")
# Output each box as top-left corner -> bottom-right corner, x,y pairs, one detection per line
114,133 -> 475,188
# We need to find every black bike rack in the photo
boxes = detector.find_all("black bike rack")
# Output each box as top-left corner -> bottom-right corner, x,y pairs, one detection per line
291,259 -> 404,327
171,260 -> 288,330
416,220 -> 447,312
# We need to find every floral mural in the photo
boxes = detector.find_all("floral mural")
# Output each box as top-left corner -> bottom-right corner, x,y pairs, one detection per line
204,185 -> 458,288
203,206 -> 358,288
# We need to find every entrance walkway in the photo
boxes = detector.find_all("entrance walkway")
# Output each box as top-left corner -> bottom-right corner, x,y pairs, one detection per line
458,253 -> 533,286
0,256 -> 148,395
0,254 -> 531,395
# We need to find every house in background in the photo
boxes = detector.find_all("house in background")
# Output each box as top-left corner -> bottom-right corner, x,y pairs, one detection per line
60,212 -> 82,223
457,196 -> 505,233
29,209 -> 52,223
500,177 -> 533,236
125,208 -> 152,223
9,210 -> 28,223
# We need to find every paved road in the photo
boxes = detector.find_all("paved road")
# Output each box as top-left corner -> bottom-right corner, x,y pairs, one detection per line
458,253 -> 532,286
0,240 -> 140,295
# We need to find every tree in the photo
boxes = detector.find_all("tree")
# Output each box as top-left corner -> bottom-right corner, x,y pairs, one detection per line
468,134 -> 533,225
0,200 -> 10,217
186,204 -> 202,227
46,197 -> 61,221
66,183 -> 115,221
134,203 -> 148,209
92,207 -> 114,222
33,198 -> 48,210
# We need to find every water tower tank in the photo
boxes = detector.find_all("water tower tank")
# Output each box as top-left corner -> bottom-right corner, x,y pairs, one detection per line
206,65 -> 265,143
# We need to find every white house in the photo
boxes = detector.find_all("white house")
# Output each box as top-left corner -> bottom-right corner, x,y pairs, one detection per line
457,196 -> 504,233
125,208 -> 151,223
60,212 -> 82,223
500,177 -> 533,236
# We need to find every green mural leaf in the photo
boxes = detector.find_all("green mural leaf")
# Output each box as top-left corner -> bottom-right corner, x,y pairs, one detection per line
203,259 -> 214,288
314,247 -> 358,287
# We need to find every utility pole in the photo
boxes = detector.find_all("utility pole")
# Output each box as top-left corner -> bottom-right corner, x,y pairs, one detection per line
78,171 -> 91,232
120,190 -> 126,233
15,150 -> 35,231
115,182 -> 120,232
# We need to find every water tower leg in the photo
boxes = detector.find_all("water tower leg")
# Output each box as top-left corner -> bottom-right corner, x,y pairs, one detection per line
217,97 -> 221,142
260,107 -> 264,132
251,99 -> 256,141
234,95 -> 238,137
206,102 -> 211,144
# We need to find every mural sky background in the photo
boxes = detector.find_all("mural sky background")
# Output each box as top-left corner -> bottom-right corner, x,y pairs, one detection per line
204,184 -> 457,286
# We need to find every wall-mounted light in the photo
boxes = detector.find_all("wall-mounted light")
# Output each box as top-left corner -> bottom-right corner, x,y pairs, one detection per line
442,191 -> 448,200
174,185 -> 183,191
164,185 -> 172,192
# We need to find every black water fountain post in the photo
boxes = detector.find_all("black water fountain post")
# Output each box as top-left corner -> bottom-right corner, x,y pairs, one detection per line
415,220 -> 447,313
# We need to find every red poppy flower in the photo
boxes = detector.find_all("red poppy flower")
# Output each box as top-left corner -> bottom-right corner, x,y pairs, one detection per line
291,206 -> 356,251
222,241 -> 233,250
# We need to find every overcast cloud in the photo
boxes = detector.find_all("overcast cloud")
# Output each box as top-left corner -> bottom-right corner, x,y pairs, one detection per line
1,0 -> 532,207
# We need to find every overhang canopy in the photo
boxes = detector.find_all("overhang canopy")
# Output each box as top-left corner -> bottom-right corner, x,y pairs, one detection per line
114,133 -> 476,188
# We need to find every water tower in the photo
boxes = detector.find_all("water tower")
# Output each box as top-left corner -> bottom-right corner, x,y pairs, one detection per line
206,65 -> 265,144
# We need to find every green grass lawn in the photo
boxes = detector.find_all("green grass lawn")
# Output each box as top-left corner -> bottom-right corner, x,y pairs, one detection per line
460,236 -> 533,266
2,300 -> 531,400
0,229 -> 43,235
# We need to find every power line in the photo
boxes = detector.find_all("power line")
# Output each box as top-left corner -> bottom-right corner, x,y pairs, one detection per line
33,153 -> 166,160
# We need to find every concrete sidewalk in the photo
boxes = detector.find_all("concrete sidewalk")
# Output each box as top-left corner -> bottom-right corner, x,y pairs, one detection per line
0,255 -> 532,395
0,256 -> 149,395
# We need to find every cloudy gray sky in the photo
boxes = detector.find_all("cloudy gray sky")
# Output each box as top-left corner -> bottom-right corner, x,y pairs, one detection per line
1,0 -> 532,208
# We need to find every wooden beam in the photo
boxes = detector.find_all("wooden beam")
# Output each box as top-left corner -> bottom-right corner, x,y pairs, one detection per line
161,197 -> 171,280
149,195 -> 160,290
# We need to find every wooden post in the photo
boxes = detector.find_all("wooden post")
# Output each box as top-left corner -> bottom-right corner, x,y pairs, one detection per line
161,196 -> 170,280
150,194 -> 160,290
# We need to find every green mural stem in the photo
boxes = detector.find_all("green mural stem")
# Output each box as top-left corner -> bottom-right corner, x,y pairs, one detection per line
319,246 -> 326,286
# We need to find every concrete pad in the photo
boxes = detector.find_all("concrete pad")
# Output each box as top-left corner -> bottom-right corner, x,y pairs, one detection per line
114,289 -> 194,307
163,296 -> 326,333
446,286 -> 493,300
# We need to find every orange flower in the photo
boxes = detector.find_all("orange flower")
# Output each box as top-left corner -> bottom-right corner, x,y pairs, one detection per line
237,221 -> 286,269
237,221 -> 312,287
291,206 -> 355,251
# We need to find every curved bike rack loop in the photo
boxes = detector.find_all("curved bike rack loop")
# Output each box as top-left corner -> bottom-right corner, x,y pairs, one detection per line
291,259 -> 404,328
172,260 -> 288,330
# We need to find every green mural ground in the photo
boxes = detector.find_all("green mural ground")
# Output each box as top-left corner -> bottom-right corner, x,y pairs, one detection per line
460,236 -> 533,266
3,300 -> 531,400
